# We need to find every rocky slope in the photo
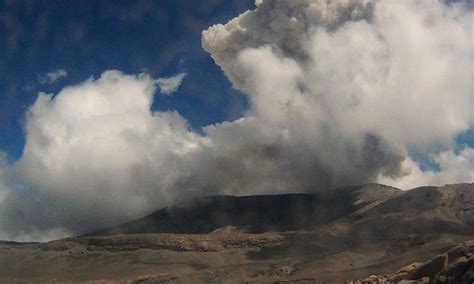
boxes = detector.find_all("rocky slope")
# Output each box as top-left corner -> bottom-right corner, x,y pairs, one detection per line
356,240 -> 474,283
0,183 -> 472,283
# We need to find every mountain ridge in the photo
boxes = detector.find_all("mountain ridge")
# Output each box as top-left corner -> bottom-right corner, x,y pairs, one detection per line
87,183 -> 403,236
1,183 -> 472,283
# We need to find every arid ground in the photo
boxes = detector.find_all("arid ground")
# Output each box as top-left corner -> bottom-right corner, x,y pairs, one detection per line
1,183 -> 473,283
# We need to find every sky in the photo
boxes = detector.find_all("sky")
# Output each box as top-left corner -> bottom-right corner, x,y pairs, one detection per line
0,0 -> 254,160
0,0 -> 473,241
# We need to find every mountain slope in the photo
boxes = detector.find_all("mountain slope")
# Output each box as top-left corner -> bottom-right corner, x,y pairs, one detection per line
329,183 -> 474,245
1,183 -> 473,283
90,183 -> 402,236
90,183 -> 473,239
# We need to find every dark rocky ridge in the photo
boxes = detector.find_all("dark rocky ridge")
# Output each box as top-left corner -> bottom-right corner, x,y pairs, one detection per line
89,183 -> 402,236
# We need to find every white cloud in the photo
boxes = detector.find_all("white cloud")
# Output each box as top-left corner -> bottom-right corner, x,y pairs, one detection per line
39,69 -> 68,84
203,0 -> 473,187
157,72 -> 187,95
0,0 -> 473,241
380,147 -> 474,189
0,71 -> 203,240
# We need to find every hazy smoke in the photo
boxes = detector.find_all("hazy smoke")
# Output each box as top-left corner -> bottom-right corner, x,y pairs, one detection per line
0,0 -> 472,241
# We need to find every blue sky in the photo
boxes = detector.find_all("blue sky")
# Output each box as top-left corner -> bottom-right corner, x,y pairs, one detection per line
0,0 -> 254,161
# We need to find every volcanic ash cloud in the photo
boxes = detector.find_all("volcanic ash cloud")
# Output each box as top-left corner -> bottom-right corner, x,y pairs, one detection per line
202,0 -> 473,189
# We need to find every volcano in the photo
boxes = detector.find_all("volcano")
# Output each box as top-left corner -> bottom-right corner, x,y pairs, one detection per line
1,183 -> 473,283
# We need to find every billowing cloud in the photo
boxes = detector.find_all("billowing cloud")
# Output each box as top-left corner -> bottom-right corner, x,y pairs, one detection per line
0,71 -> 203,240
202,0 -> 473,186
0,0 -> 472,241
157,72 -> 187,95
40,69 -> 68,84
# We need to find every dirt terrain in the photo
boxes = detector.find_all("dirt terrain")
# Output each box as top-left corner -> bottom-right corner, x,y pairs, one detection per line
0,183 -> 473,283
